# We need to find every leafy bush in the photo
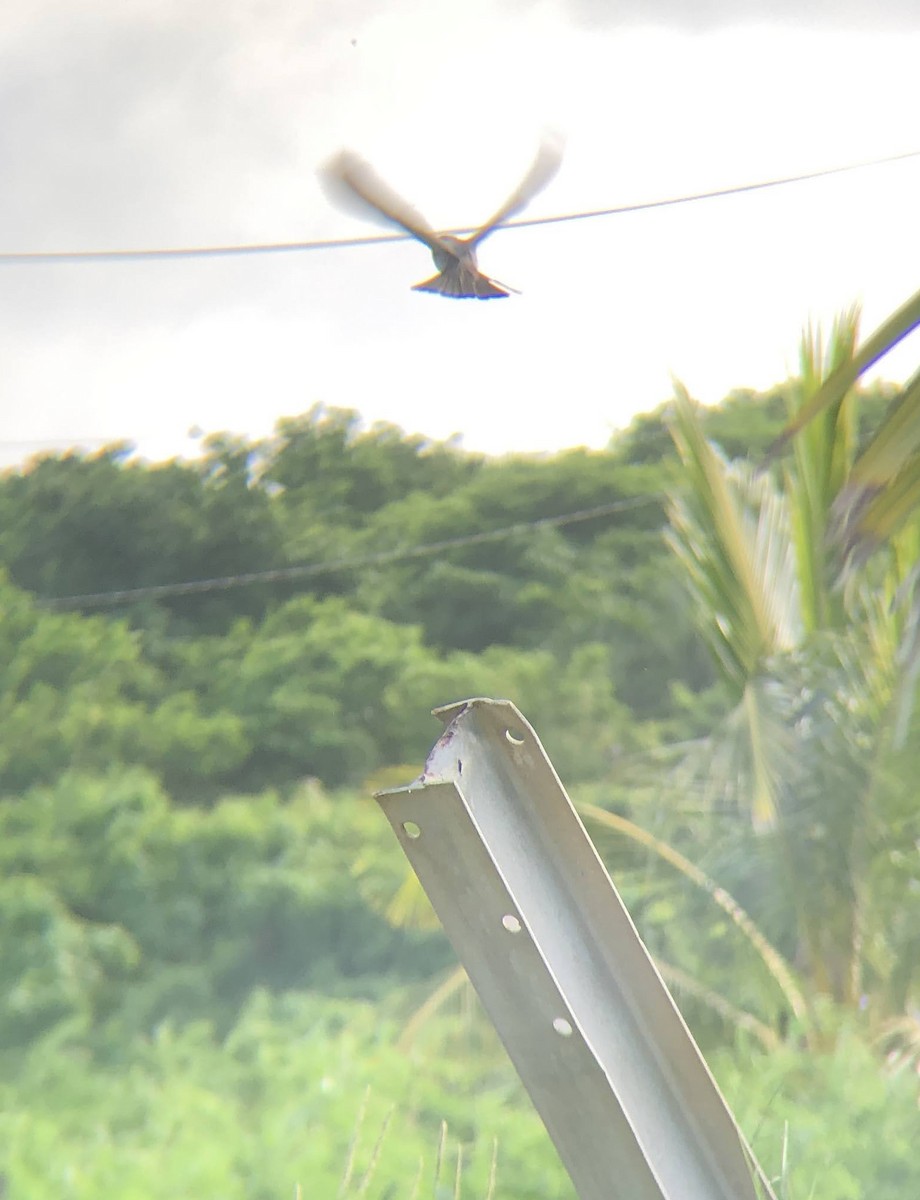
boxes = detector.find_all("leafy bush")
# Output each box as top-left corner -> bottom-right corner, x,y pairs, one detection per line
0,771 -> 450,1048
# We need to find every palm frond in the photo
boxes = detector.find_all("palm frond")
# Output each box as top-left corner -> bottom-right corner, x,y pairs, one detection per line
655,958 -> 781,1051
581,803 -> 810,1024
767,285 -> 920,458
667,385 -> 800,691
784,311 -> 861,631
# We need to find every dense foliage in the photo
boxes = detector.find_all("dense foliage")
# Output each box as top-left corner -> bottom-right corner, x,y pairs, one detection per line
1,382 -> 917,1199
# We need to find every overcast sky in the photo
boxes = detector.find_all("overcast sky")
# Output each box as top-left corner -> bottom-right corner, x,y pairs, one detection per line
2,0 -> 919,468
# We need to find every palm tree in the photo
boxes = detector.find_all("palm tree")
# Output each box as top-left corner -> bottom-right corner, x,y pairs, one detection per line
653,290 -> 920,1048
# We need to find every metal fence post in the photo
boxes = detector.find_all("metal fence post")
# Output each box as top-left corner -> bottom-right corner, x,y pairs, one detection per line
376,697 -> 775,1200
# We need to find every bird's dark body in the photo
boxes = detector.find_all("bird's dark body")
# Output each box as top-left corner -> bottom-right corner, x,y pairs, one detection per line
415,236 -> 508,299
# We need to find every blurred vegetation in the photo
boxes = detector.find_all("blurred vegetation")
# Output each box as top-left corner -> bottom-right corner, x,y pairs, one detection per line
1,307 -> 919,1198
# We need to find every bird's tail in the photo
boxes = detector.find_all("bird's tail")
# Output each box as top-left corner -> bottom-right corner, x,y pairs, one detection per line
412,264 -> 510,299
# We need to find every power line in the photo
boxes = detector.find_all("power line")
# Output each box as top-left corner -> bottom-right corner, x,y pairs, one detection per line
3,148 -> 917,266
515,147 -> 920,228
40,494 -> 662,610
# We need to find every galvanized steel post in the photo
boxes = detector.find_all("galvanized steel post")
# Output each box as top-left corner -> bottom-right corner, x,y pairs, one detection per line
376,697 -> 775,1200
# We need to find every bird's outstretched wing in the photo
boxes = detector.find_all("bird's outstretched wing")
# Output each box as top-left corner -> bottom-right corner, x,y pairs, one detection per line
467,133 -> 564,248
320,150 -> 445,254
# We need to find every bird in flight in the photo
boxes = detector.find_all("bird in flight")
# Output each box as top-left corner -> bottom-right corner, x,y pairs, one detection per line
320,136 -> 563,299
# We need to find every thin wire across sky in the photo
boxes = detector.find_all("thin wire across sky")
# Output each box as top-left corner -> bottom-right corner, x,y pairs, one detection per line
42,495 -> 661,610
2,147 -> 917,266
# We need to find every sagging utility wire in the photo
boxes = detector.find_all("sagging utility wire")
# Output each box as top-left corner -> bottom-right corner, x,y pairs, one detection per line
2,147 -> 918,267
41,495 -> 661,610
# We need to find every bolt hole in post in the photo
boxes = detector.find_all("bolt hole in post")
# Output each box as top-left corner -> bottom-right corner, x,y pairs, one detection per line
552,1017 -> 574,1037
402,821 -> 421,839
502,914 -> 522,933
505,728 -> 525,746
